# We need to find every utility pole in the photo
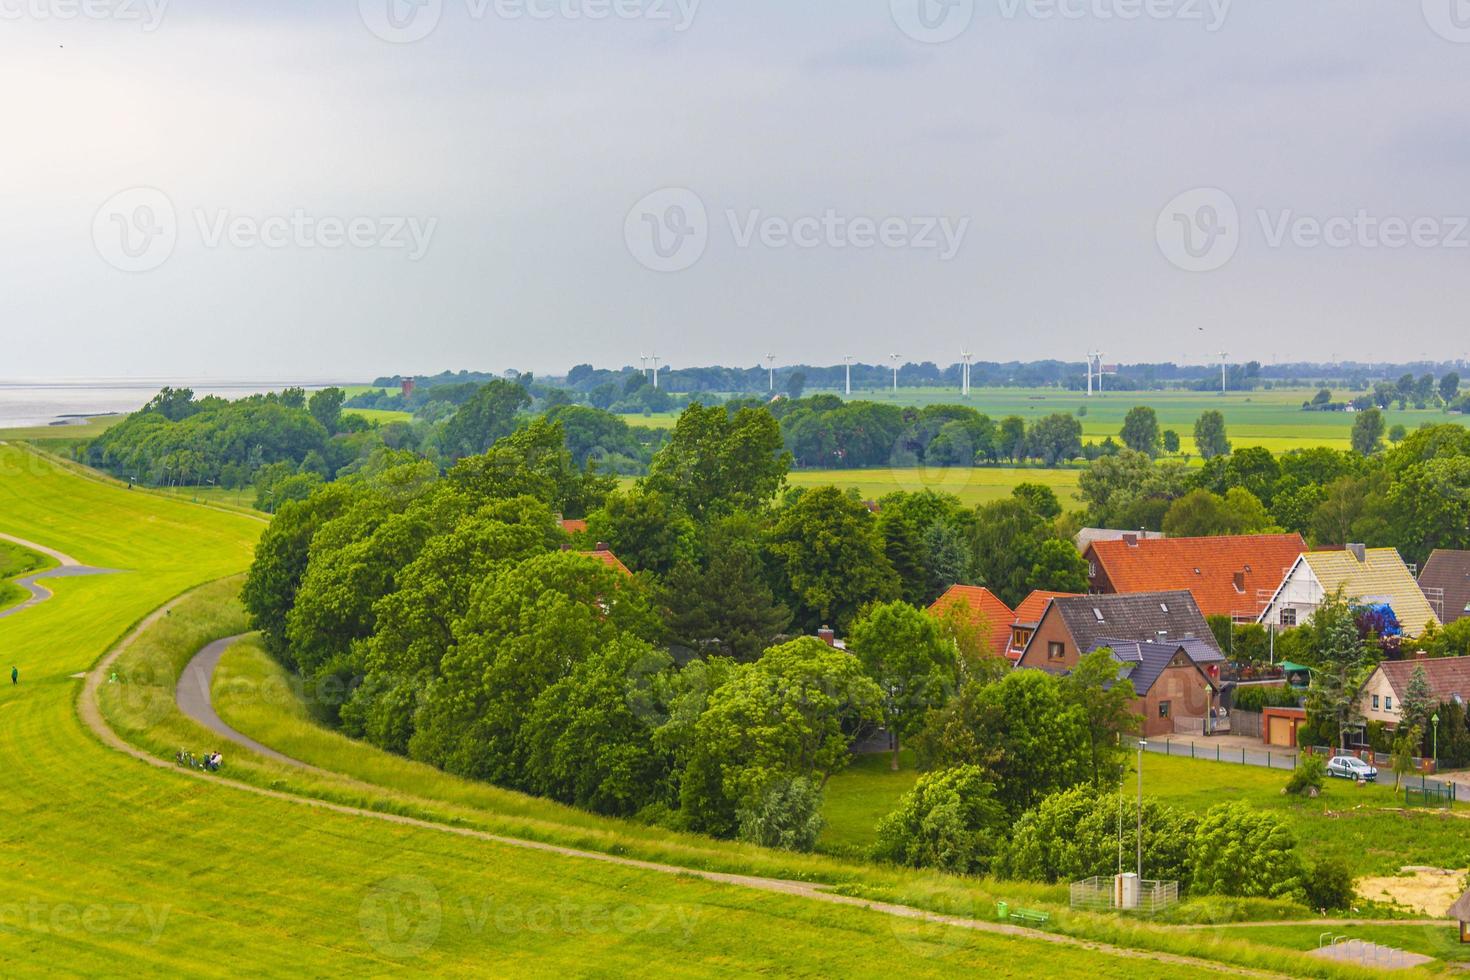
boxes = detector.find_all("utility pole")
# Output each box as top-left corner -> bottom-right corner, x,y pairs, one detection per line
765,353 -> 775,393
844,355 -> 853,397
1137,739 -> 1146,880
890,353 -> 900,395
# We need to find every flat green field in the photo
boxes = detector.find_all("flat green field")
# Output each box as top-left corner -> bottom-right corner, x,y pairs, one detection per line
4,444 -> 1320,978
0,538 -> 55,612
346,407 -> 415,425
821,746 -> 1469,880
787,465 -> 1083,507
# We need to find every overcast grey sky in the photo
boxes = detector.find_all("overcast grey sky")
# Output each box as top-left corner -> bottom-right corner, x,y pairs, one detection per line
4,1 -> 1469,380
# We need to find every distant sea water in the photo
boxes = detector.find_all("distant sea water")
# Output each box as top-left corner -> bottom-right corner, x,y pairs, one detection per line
0,380 -> 351,430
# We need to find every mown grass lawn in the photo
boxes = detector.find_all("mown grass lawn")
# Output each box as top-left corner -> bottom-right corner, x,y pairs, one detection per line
5,442 -> 1332,977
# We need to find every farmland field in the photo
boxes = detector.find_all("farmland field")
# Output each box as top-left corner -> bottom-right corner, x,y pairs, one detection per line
786,465 -> 1083,507
346,407 -> 415,425
4,442 -> 1345,977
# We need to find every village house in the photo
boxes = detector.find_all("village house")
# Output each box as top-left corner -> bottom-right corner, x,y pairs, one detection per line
1418,549 -> 1470,626
1082,532 -> 1305,620
928,586 -> 1080,663
1015,591 -> 1225,736
1358,655 -> 1470,731
1257,545 -> 1437,637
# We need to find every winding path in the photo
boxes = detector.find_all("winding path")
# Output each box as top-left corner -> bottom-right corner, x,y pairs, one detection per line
141,625 -> 1290,977
0,532 -> 119,621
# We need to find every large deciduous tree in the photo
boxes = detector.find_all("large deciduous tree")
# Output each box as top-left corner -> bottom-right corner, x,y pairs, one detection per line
767,486 -> 901,631
849,600 -> 959,770
1120,406 -> 1161,456
645,403 -> 791,518
440,379 -> 532,459
1193,410 -> 1231,460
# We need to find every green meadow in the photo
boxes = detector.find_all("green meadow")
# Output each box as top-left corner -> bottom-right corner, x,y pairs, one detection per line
786,465 -> 1084,507
3,442 -> 1349,978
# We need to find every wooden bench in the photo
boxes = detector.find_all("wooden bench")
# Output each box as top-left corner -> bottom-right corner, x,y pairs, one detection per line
1008,907 -> 1051,925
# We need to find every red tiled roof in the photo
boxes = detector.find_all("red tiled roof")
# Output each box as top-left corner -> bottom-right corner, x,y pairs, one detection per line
1013,590 -> 1080,626
1379,656 -> 1470,703
561,519 -> 588,534
577,549 -> 632,577
1087,533 -> 1306,619
929,586 -> 1015,659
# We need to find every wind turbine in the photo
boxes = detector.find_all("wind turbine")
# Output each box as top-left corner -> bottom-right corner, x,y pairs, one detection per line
844,355 -> 853,397
765,353 -> 776,393
961,351 -> 973,397
651,353 -> 661,389
889,353 -> 901,395
1086,351 -> 1100,397
639,353 -> 648,379
1217,352 -> 1229,395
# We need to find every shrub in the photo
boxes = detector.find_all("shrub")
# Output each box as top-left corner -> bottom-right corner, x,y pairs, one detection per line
1302,857 -> 1356,912
872,766 -> 1007,875
1189,803 -> 1304,902
734,776 -> 824,852
1232,685 -> 1301,712
1284,753 -> 1325,796
996,786 -> 1196,889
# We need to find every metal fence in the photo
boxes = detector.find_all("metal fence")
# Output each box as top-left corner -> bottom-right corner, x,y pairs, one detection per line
1143,738 -> 1299,771
1069,876 -> 1179,914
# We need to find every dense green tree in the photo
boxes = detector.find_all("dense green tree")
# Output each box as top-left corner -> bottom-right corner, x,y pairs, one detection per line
440,380 -> 532,459
520,637 -> 676,816
1386,455 -> 1470,565
308,387 -> 345,434
873,766 -> 1007,874
584,488 -> 695,576
1078,450 -> 1191,529
410,551 -> 661,783
849,601 -> 959,770
661,514 -> 791,661
997,415 -> 1027,462
1188,803 -> 1303,901
1061,648 -> 1139,786
646,404 -> 791,517
681,638 -> 883,837
1011,482 -> 1062,519
1162,429 -> 1181,454
914,670 -> 1091,818
767,487 -> 901,631
1162,487 -> 1277,537
1193,410 -> 1231,459
1302,593 -> 1376,749
970,499 -> 1086,607
1350,407 -> 1385,456
1025,413 -> 1083,466
1120,406 -> 1161,456
447,418 -> 614,518
997,787 -> 1196,889
1440,372 -> 1461,405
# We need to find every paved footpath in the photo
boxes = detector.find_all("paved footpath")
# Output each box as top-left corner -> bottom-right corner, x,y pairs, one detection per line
0,532 -> 118,621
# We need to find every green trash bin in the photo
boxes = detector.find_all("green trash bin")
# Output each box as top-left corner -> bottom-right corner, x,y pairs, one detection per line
996,901 -> 1009,922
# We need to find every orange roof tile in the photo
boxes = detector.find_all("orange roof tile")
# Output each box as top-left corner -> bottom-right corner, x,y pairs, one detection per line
578,549 -> 632,577
1013,590 -> 1080,626
561,519 -> 588,534
1087,533 -> 1305,619
928,585 -> 1015,659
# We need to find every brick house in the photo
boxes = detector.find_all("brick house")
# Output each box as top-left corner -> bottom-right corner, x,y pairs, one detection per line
1358,655 -> 1470,731
1016,591 -> 1225,735
1082,532 -> 1305,620
928,586 -> 1081,663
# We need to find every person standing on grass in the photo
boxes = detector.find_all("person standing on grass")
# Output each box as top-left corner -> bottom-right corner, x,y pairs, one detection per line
10,666 -> 16,685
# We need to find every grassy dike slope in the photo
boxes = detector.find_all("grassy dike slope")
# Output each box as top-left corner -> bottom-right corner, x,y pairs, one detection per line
0,444 -> 1247,978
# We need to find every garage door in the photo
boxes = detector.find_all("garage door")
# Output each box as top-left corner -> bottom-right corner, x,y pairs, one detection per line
1268,716 -> 1291,747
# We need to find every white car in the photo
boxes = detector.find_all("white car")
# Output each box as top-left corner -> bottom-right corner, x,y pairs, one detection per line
1325,755 -> 1378,782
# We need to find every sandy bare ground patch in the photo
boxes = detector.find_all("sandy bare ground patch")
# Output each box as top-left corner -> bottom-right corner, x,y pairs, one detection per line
1357,866 -> 1468,916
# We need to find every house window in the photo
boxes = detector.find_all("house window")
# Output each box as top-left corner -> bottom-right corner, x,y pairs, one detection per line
1047,641 -> 1066,661
1384,696 -> 1393,712
1372,695 -> 1380,709
1280,608 -> 1297,627
1159,701 -> 1172,719
1088,561 -> 1097,577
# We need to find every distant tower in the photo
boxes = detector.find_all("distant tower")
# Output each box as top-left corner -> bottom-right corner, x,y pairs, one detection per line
889,353 -> 901,394
651,353 -> 661,390
844,355 -> 853,397
1217,351 -> 1229,395
961,351 -> 973,397
400,377 -> 416,399
765,353 -> 776,392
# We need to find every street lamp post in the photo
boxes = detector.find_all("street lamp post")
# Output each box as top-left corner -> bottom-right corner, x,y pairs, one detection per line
1432,713 -> 1440,769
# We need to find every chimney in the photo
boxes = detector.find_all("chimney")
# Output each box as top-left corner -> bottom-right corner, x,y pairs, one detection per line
1232,571 -> 1246,593
595,541 -> 610,552
1123,533 -> 1139,547
1347,543 -> 1367,563
818,626 -> 836,647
